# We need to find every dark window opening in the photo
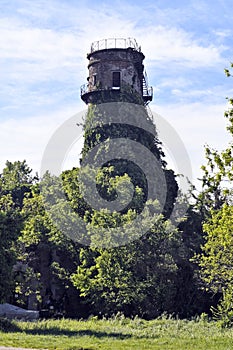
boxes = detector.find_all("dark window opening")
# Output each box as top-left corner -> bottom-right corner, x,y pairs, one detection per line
93,75 -> 97,86
112,71 -> 121,88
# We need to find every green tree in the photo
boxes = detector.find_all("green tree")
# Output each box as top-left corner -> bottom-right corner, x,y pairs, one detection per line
16,174 -> 82,316
195,64 -> 233,323
196,65 -> 233,215
0,160 -> 36,303
0,197 -> 19,302
198,204 -> 233,293
72,213 -> 183,319
0,160 -> 37,208
69,101 -> 207,318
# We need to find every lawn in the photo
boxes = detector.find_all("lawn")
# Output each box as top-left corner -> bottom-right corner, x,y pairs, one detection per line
0,315 -> 233,350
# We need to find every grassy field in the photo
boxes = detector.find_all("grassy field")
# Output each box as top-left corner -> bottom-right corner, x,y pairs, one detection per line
0,315 -> 233,350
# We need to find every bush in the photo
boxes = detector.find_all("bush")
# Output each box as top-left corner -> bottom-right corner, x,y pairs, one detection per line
0,317 -> 19,332
211,286 -> 233,328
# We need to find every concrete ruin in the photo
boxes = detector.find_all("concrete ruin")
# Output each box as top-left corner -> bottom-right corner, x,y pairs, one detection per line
0,303 -> 39,320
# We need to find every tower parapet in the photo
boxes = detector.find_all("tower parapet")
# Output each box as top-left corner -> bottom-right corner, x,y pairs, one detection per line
81,38 -> 153,105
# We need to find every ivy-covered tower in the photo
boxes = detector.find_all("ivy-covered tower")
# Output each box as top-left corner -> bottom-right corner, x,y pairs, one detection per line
80,38 -> 178,220
81,38 -> 153,105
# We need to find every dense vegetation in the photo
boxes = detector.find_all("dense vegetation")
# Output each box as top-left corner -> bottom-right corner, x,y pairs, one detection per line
0,66 -> 233,326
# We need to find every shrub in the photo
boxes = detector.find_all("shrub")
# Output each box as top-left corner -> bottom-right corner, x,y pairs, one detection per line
0,317 -> 19,332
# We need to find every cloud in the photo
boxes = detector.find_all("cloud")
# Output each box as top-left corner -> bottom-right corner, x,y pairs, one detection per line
0,2 -> 226,85
134,26 -> 225,68
0,10 -> 226,118
153,101 -> 231,187
214,29 -> 232,38
0,20 -> 84,78
0,0 -> 232,191
0,98 -> 230,190
0,105 -> 86,173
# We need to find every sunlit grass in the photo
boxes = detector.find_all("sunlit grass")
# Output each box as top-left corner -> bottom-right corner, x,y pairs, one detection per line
0,315 -> 233,349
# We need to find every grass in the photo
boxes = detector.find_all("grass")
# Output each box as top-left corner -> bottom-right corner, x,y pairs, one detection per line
0,315 -> 233,349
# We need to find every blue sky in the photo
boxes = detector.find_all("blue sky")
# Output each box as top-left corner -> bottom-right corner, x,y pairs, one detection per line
1,0 -> 233,188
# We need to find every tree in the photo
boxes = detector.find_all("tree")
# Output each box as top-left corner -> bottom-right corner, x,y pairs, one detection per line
198,204 -> 233,293
195,64 -> 233,323
196,65 -> 233,215
0,160 -> 37,208
16,175 -> 83,316
70,101 -> 193,318
0,160 -> 35,303
72,214 -> 183,319
0,198 -> 19,302
59,95 -> 224,319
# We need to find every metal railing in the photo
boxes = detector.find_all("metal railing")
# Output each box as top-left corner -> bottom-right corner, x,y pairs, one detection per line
81,83 -> 102,96
90,38 -> 141,53
142,72 -> 153,101
143,85 -> 153,99
81,83 -> 108,96
81,82 -> 153,104
80,84 -> 88,96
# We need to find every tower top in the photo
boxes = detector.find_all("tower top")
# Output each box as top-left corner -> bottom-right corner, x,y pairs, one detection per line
81,38 -> 153,105
89,38 -> 141,54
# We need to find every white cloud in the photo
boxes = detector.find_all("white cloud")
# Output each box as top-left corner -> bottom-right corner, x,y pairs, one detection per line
153,101 -> 231,187
0,26 -> 79,62
134,26 -> 225,68
0,4 -> 226,87
0,105 -> 86,173
0,0 -> 232,192
0,20 -> 85,81
171,87 -> 221,100
214,29 -> 232,38
0,15 -> 226,117
0,98 -> 230,190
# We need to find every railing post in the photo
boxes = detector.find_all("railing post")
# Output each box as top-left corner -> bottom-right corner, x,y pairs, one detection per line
89,37 -> 140,53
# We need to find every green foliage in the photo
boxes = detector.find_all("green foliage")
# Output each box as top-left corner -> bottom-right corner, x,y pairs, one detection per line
0,94 -> 209,319
196,63 -> 233,324
68,100 -> 208,319
16,174 -> 82,312
0,161 -> 34,303
198,145 -> 233,214
197,64 -> 233,215
0,210 -> 17,302
0,160 -> 37,208
211,285 -> 233,328
72,213 -> 185,318
197,205 -> 233,293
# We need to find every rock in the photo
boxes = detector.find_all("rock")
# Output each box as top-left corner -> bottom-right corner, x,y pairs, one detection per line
0,303 -> 39,320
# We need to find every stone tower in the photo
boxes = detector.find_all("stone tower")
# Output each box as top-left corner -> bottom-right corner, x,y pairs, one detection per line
81,38 -> 153,105
80,38 -> 178,221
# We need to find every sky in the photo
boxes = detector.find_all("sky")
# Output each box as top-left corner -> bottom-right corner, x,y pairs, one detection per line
1,0 -> 233,190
